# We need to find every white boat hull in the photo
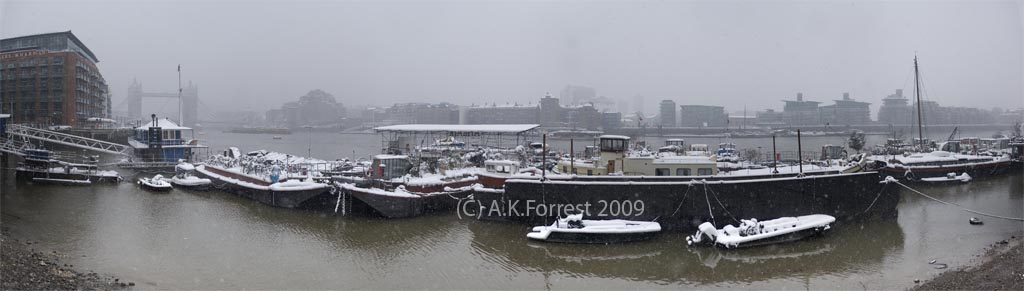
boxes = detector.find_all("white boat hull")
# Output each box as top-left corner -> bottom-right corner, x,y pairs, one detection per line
687,214 -> 835,248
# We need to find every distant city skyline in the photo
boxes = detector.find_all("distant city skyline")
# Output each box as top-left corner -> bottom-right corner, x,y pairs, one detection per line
2,1 -> 1021,119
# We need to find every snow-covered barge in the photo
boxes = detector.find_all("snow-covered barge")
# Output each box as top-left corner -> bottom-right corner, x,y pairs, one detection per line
196,164 -> 330,208
194,149 -> 332,208
334,154 -> 479,218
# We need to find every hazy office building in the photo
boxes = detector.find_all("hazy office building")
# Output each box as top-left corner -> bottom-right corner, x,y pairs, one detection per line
0,31 -> 110,127
755,109 -> 785,127
912,100 -> 995,125
820,92 -> 871,126
564,104 -> 601,130
384,102 -> 459,125
658,100 -> 677,127
679,105 -> 727,127
877,89 -> 913,125
601,112 -> 622,131
539,93 -> 562,127
464,103 -> 539,124
781,93 -> 821,126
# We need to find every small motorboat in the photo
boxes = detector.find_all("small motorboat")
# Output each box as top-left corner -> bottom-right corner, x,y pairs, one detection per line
969,217 -> 984,225
138,174 -> 173,192
526,214 -> 662,244
272,136 -> 283,140
170,162 -> 212,190
919,172 -> 971,184
686,214 -> 835,248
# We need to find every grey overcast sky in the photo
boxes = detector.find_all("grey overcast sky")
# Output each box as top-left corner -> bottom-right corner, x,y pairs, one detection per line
2,0 -> 1022,117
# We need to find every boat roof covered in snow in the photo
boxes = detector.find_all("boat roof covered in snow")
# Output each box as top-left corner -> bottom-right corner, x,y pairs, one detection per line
136,118 -> 190,130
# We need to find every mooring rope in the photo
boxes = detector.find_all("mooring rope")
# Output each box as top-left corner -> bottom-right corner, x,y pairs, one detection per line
701,181 -> 716,227
857,181 -> 890,215
891,178 -> 1024,221
669,183 -> 694,217
332,186 -> 342,214
705,181 -> 741,224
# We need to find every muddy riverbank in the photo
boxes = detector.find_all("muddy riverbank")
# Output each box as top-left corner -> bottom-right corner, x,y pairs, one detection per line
1,228 -> 129,290
915,234 -> 1023,290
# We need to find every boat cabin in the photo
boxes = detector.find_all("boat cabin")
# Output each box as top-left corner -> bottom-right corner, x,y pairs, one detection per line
820,144 -> 846,160
128,116 -> 205,163
938,140 -> 961,153
665,139 -> 686,147
370,154 -> 412,180
557,135 -> 718,176
1009,139 -> 1024,162
659,139 -> 686,154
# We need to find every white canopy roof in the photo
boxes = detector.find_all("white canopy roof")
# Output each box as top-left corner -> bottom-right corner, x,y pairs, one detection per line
137,118 -> 189,130
375,124 -> 539,134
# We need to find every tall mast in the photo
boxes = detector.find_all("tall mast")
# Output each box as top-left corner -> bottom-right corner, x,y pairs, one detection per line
178,65 -> 183,125
914,56 -> 924,151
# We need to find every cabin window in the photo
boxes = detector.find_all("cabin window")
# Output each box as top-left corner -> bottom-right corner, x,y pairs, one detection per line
655,168 -> 670,176
698,168 -> 713,175
562,166 -> 568,173
677,168 -> 691,176
486,165 -> 496,172
587,169 -> 593,176
600,138 -> 626,152
572,168 -> 577,174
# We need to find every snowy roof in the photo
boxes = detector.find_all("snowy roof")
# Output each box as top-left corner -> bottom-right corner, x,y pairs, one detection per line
374,124 -> 539,134
599,135 -> 630,140
137,118 -> 189,130
0,114 -> 10,118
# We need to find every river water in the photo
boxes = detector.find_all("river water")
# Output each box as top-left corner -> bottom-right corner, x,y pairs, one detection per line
1,130 -> 1021,289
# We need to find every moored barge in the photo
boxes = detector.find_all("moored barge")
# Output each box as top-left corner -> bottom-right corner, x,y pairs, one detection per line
195,164 -> 330,208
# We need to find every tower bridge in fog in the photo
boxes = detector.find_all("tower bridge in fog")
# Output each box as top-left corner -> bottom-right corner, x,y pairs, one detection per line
115,79 -> 199,127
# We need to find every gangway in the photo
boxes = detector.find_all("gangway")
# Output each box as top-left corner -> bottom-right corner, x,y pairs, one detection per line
0,138 -> 31,156
4,124 -> 133,156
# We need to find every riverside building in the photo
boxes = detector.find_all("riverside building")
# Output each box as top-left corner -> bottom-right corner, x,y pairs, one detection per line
0,31 -> 110,127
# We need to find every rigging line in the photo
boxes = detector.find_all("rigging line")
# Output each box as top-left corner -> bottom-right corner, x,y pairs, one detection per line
706,182 -> 741,223
901,65 -> 915,95
895,180 -> 1024,221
